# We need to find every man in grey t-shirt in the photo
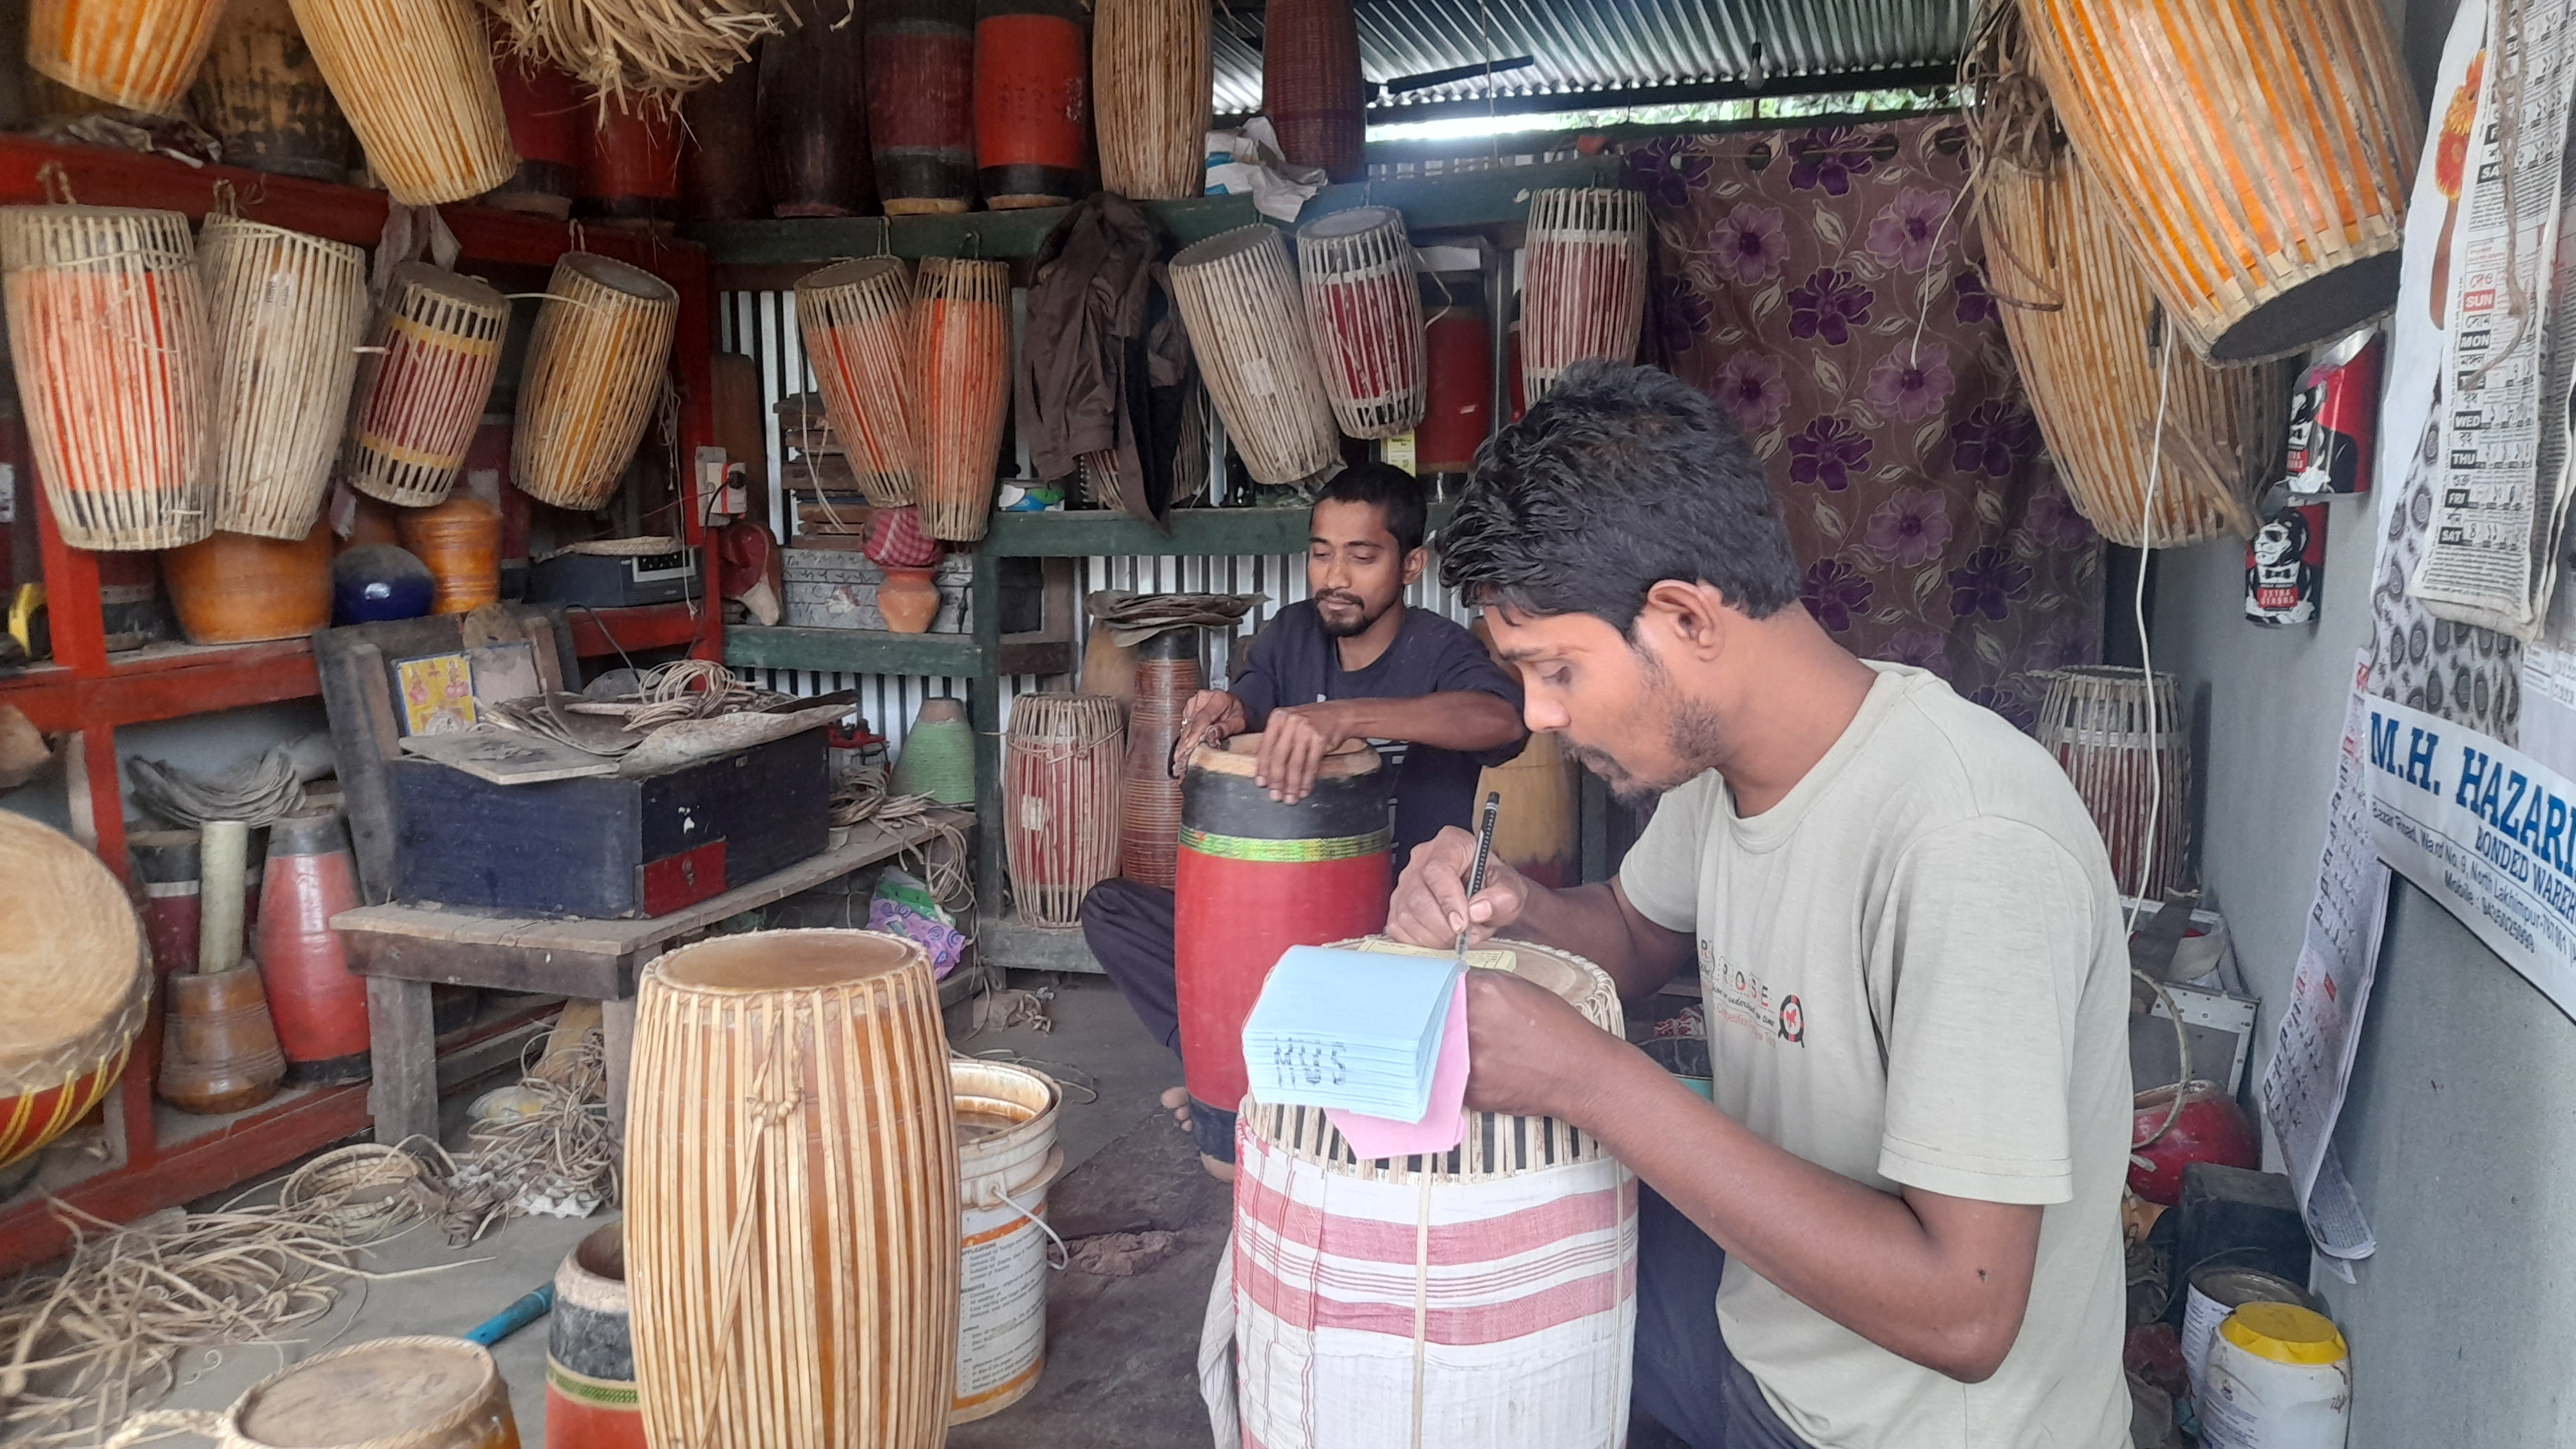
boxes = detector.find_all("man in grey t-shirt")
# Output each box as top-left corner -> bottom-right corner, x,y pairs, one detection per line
1385,363 -> 2131,1448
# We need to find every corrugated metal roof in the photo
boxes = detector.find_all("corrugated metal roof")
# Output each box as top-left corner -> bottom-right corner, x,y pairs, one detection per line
1210,0 -> 1972,115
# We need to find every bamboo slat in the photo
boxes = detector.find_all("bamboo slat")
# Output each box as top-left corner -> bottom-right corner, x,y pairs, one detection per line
1171,224 -> 1340,486
512,252 -> 677,512
1093,0 -> 1208,201
1003,693 -> 1125,927
2032,667 -> 2191,901
345,262 -> 509,507
794,258 -> 918,508
199,217 -> 369,540
285,0 -> 518,206
914,256 -> 1012,542
1296,204 -> 1426,439
1520,187 -> 1645,403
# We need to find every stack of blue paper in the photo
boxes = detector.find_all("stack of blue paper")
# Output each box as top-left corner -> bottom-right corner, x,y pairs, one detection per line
1240,945 -> 1464,1122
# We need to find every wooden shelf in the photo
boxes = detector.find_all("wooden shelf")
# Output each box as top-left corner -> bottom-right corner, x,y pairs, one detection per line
1,638 -> 319,732
566,601 -> 706,659
722,624 -> 1072,678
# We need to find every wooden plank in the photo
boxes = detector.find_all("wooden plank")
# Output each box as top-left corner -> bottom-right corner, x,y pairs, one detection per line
348,931 -> 625,998
0,641 -> 320,732
364,978 -> 439,1151
571,602 -> 703,660
722,625 -> 985,676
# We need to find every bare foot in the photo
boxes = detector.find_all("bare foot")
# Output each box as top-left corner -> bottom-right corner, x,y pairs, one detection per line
1160,1084 -> 1193,1129
1200,1152 -> 1237,1183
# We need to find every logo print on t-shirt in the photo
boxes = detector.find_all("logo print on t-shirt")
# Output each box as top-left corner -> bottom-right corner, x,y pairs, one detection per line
1701,946 -> 1804,1049
1777,994 -> 1804,1044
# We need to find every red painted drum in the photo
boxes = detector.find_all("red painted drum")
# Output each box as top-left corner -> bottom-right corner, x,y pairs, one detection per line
547,1221 -> 643,1449
867,0 -> 978,214
252,807 -> 371,1084
129,828 -> 204,979
1417,303 -> 1492,479
681,59 -> 764,222
578,94 -> 682,234
1173,735 -> 1389,1163
488,37 -> 583,220
974,0 -> 1088,209
758,0 -> 876,218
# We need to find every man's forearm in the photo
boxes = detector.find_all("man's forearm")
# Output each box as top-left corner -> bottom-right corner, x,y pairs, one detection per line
1510,882 -> 1681,999
1332,692 -> 1524,754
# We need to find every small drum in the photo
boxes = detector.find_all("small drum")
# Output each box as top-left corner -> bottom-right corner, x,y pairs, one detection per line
867,0 -> 977,214
29,0 -> 224,113
976,0 -> 1089,209
915,256 -> 1013,542
794,257 -> 919,507
106,1336 -> 522,1449
0,813 -> 149,1172
1262,0 -> 1362,182
2022,0 -> 2417,363
548,1222 -> 642,1449
345,261 -> 510,507
1297,205 -> 1425,439
682,61 -> 765,222
129,828 -> 204,978
1117,627 -> 1200,887
191,0 -> 358,180
1093,0 -> 1208,201
1174,735 -> 1390,1162
0,205 -> 213,551
199,216 -> 370,540
626,930 -> 959,1449
577,93 -> 682,235
513,252 -> 679,512
2032,667 -> 2191,900
1234,938 -> 1636,1449
488,39 -> 584,220
1417,301 -> 1492,478
1477,731 -> 1580,889
162,526 -> 336,645
1171,224 -> 1341,486
1982,146 -> 2271,547
758,0 -> 877,218
1520,187 -> 1647,404
287,0 -> 518,206
1003,693 -> 1126,929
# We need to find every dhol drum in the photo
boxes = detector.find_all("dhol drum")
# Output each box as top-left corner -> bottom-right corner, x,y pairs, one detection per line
1297,205 -> 1425,439
1117,626 -> 1198,887
345,262 -> 510,507
1232,938 -> 1636,1449
0,205 -> 213,551
487,35 -> 584,220
287,0 -> 518,206
190,0 -> 359,180
577,93 -> 682,234
795,257 -> 920,508
162,526 -> 335,645
547,1222 -> 643,1449
2032,667 -> 2191,901
915,256 -> 1013,541
1171,225 -> 1340,485
0,813 -> 149,1171
2020,0 -> 2419,363
1173,735 -> 1390,1162
867,0 -> 977,214
104,1336 -> 522,1449
1982,144 -> 2275,547
625,931 -> 958,1449
199,216 -> 370,540
1521,187 -> 1647,403
1092,0 -> 1206,200
1417,300 -> 1492,481
1262,0 -> 1361,182
1003,693 -> 1126,929
758,0 -> 876,218
683,59 -> 766,222
29,0 -> 223,113
976,0 -> 1088,209
513,252 -> 678,511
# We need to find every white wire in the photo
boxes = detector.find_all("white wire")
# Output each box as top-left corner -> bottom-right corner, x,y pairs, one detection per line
2124,334 -> 2176,936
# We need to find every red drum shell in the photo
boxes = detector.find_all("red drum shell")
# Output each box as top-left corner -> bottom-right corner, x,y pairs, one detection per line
974,8 -> 1088,207
253,810 -> 371,1079
1417,308 -> 1492,475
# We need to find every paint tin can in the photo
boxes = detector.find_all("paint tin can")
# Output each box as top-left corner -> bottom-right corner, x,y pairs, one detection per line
2182,1264 -> 2322,1392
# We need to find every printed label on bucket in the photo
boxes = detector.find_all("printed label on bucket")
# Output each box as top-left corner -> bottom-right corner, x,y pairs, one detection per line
955,1194 -> 1049,1412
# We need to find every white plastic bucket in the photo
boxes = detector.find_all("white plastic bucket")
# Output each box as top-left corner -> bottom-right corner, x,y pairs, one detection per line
2181,1265 -> 2320,1393
950,1060 -> 1064,1424
2200,1303 -> 2351,1449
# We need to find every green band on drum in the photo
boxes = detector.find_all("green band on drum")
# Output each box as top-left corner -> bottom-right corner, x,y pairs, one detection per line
547,1359 -> 640,1407
1177,827 -> 1392,862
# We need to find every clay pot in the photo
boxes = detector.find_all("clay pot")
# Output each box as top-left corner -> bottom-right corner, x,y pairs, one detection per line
878,565 -> 941,632
2128,1079 -> 2260,1205
160,967 -> 287,1115
163,527 -> 334,644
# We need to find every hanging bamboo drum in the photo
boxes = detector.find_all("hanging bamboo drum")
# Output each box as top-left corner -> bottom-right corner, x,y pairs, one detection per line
1262,0 -> 1361,182
1521,187 -> 1646,404
190,0 -> 358,180
285,0 -> 518,205
28,0 -> 224,113
625,930 -> 959,1449
1172,224 -> 1340,484
2018,0 -> 2420,363
976,0 -> 1088,209
1003,692 -> 1125,928
915,256 -> 1012,542
1982,147 -> 2273,547
2032,667 -> 2192,901
0,813 -> 149,1171
1093,0 -> 1206,200
199,216 -> 370,540
1297,205 -> 1425,439
345,261 -> 509,507
104,1336 -> 522,1449
513,252 -> 677,512
0,205 -> 213,551
867,0 -> 978,214
794,258 -> 919,508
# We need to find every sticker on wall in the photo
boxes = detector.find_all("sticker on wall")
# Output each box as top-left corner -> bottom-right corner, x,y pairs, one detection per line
2284,328 -> 2381,496
2247,495 -> 2329,627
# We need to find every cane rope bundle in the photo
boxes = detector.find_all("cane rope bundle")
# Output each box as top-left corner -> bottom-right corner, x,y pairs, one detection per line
482,0 -> 781,108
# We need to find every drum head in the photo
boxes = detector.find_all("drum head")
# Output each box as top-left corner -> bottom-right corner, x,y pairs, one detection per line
1297,205 -> 1403,244
564,251 -> 678,303
390,259 -> 507,312
658,927 -> 927,992
1172,223 -> 1283,271
1191,733 -> 1380,779
236,1338 -> 495,1446
0,814 -> 142,1082
797,255 -> 907,296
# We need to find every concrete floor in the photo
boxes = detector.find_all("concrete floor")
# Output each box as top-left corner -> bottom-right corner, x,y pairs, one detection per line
122,971 -> 1211,1448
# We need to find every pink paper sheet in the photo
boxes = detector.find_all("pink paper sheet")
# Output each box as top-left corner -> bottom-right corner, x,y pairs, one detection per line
1326,976 -> 1470,1157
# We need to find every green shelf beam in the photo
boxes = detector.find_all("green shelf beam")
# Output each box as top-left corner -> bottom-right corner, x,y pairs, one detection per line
724,625 -> 981,676
980,506 -> 1313,558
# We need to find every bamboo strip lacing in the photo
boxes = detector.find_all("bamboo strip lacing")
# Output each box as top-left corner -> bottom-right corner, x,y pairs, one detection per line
1094,0 -> 1209,201
1003,693 -> 1125,929
513,252 -> 678,512
28,0 -> 225,115
285,0 -> 518,206
1296,206 -> 1426,440
2032,667 -> 2191,901
199,217 -> 369,540
914,257 -> 1012,542
1520,188 -> 1646,403
345,262 -> 509,506
794,257 -> 919,509
1171,225 -> 1340,486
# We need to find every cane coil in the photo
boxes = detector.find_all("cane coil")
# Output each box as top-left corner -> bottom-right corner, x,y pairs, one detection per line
0,205 -> 213,551
2032,667 -> 2191,901
794,257 -> 919,508
1094,0 -> 1208,200
513,252 -> 677,512
285,0 -> 518,206
0,813 -> 150,1172
626,930 -> 959,1449
1296,205 -> 1426,439
28,0 -> 224,114
199,217 -> 370,540
1172,225 -> 1340,485
345,262 -> 509,507
915,256 -> 1012,542
1522,187 -> 1646,402
1003,693 -> 1126,928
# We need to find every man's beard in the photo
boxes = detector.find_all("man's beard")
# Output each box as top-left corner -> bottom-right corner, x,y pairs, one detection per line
1316,590 -> 1392,639
1566,656 -> 1723,806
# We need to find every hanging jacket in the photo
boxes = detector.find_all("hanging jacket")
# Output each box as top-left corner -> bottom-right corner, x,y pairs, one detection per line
1016,191 -> 1197,523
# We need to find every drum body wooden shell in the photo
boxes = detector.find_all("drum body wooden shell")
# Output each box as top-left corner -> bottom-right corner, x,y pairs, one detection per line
578,93 -> 681,234
397,495 -> 502,614
916,256 -> 1012,541
488,41 -> 583,220
200,216 -> 370,540
345,262 -> 509,507
1093,0 -> 1205,200
1477,731 -> 1578,889
547,1222 -> 643,1449
0,813 -> 149,1171
1117,625 -> 1198,887
1173,736 -> 1388,1162
758,0 -> 876,218
1262,0 -> 1360,182
191,0 -> 357,181
976,0 -> 1088,209
2033,667 -> 2191,900
1417,303 -> 1491,477
683,59 -> 766,222
1003,693 -> 1125,927
867,0 -> 977,214
28,0 -> 223,113
286,0 -> 518,205
0,205 -> 213,551
1171,225 -> 1340,485
2020,0 -> 2419,363
163,526 -> 334,644
626,930 -> 960,1449
1521,187 -> 1646,403
164,1335 -> 520,1449
1297,205 -> 1425,439
794,257 -> 919,507
513,252 -> 678,512
253,807 -> 370,1083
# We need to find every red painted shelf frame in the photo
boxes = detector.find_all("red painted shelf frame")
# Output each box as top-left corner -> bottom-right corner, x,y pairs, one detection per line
0,137 -> 719,1274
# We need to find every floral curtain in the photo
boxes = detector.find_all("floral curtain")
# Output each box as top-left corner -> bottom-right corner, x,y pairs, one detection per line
1621,116 -> 2102,726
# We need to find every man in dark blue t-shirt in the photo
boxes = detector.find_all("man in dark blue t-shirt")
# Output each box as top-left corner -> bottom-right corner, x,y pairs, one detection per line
1080,464 -> 1526,1172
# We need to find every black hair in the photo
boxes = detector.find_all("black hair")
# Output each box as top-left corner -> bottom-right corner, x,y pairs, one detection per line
1314,461 -> 1428,554
1437,361 -> 1800,630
